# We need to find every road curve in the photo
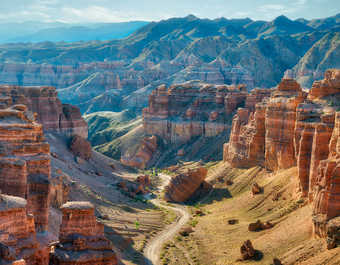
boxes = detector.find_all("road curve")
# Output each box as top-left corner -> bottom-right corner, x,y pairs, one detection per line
144,174 -> 190,265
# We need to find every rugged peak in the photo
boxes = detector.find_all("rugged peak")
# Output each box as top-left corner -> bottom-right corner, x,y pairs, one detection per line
273,15 -> 291,24
185,14 -> 198,21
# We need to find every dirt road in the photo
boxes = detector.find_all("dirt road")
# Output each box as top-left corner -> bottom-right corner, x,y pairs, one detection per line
144,174 -> 190,265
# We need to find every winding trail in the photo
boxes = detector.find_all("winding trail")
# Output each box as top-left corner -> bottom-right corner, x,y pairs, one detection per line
144,174 -> 190,265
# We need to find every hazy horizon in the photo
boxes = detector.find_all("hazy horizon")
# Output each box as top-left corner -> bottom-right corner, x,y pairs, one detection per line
0,0 -> 339,24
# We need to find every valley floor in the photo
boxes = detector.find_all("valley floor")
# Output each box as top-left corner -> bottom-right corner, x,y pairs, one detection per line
159,162 -> 340,265
45,134 -> 340,265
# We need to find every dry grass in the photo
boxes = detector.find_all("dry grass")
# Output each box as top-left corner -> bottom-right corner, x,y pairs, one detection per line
160,162 -> 337,265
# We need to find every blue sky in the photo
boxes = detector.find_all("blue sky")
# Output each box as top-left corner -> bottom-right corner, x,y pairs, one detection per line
0,0 -> 339,23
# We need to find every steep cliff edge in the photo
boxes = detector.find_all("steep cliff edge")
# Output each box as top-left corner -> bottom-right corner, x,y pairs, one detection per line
0,87 -> 119,264
122,81 -> 255,168
224,69 -> 340,246
0,85 -> 88,138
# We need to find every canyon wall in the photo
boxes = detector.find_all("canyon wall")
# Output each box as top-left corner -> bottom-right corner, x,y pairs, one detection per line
142,81 -> 249,145
224,69 -> 340,245
0,85 -> 88,138
0,104 -> 51,233
122,81 -> 272,169
0,194 -> 49,265
0,86 -> 116,264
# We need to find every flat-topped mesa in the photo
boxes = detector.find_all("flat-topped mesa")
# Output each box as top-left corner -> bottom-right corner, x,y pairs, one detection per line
0,85 -> 88,139
143,81 -> 248,144
0,194 -> 49,265
164,167 -> 208,202
0,105 -> 50,233
51,201 -> 117,265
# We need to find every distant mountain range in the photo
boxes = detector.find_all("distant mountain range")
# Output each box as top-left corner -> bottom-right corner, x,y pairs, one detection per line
0,21 -> 149,43
0,13 -> 338,113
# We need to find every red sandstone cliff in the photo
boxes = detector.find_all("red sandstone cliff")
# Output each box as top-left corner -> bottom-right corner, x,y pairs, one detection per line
143,81 -> 248,144
224,69 -> 340,245
0,194 -> 49,265
0,85 -> 88,138
51,201 -> 117,265
0,105 -> 51,233
0,86 -> 116,264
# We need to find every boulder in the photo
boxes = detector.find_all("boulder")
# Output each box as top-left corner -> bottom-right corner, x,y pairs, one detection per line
69,135 -> 92,160
248,220 -> 273,232
240,240 -> 255,260
251,182 -> 262,195
164,167 -> 208,202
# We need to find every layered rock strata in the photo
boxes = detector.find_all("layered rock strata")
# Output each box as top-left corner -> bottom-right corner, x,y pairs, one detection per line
0,194 -> 49,265
224,69 -> 340,243
0,105 -> 50,233
0,85 -> 88,138
143,81 -> 249,144
51,201 -> 117,265
164,167 -> 208,202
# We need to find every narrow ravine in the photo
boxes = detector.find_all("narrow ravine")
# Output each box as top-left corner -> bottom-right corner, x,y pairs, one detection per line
144,174 -> 190,265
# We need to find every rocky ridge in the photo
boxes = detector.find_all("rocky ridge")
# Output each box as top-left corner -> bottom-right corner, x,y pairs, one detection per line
0,14 -> 338,115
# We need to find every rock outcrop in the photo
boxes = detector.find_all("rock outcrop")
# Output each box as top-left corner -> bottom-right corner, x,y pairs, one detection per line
143,81 -> 248,145
120,135 -> 158,169
223,89 -> 272,167
0,194 -> 49,265
0,105 -> 50,233
164,167 -> 208,202
69,135 -> 92,161
240,240 -> 256,260
0,86 -> 116,264
51,201 -> 117,265
224,69 -> 340,244
0,85 -> 88,138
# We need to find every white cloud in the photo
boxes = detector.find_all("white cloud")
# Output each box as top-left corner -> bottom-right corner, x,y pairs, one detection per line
258,4 -> 287,12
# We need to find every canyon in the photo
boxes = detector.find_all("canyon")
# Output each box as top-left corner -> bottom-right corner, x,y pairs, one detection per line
0,12 -> 338,265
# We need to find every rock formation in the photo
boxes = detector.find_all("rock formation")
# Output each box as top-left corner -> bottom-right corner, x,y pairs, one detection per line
164,167 -> 208,202
224,69 -> 340,244
223,89 -> 272,167
0,105 -> 50,233
0,194 -> 49,265
143,81 -> 247,145
0,85 -> 88,138
120,135 -> 158,169
240,240 -> 255,260
0,86 -> 115,264
50,201 -> 117,265
69,135 -> 92,160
